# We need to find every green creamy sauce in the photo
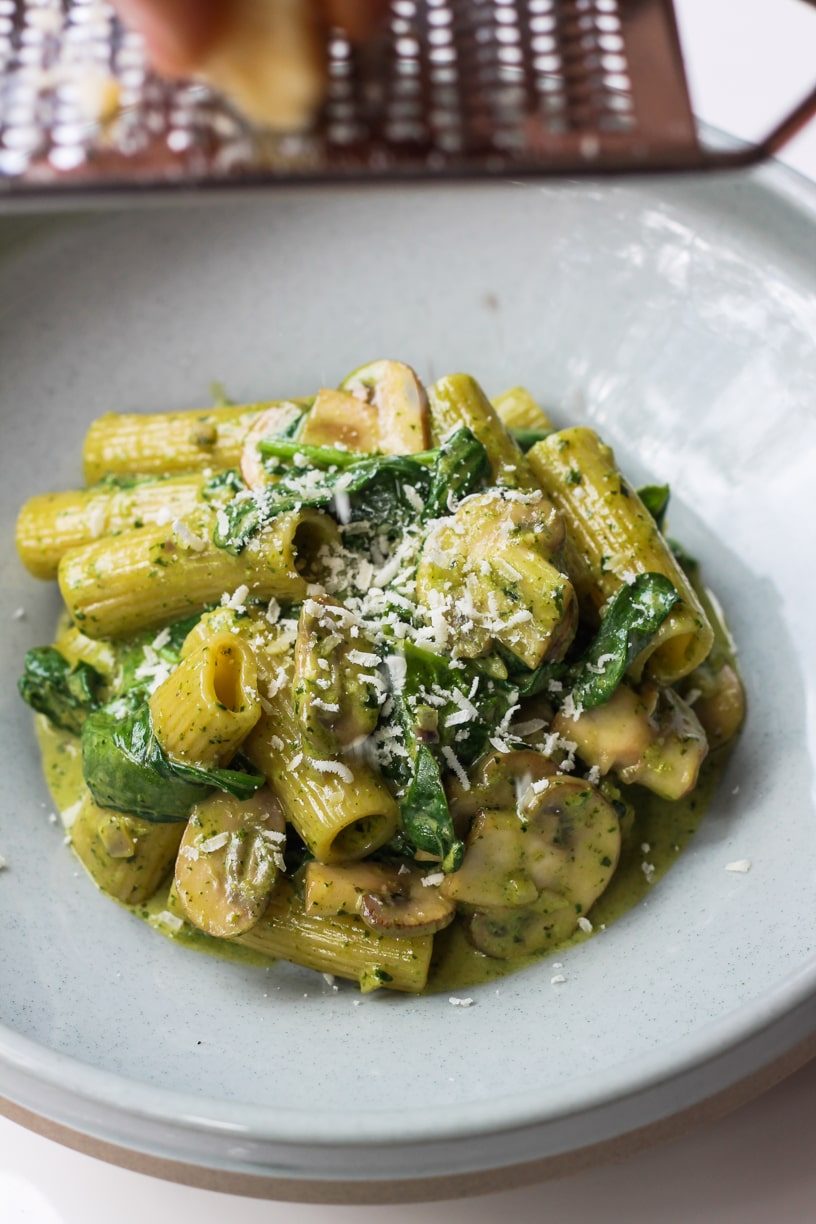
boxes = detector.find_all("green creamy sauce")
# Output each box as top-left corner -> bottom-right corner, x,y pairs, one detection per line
36,716 -> 733,993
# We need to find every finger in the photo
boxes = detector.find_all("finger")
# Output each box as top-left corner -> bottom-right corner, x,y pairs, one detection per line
112,0 -> 228,74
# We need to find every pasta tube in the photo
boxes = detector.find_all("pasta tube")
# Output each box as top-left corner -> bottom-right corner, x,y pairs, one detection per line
70,786 -> 182,905
233,880 -> 433,993
416,488 -> 577,668
528,428 -> 714,684
492,386 -> 555,433
16,474 -> 206,580
150,633 -> 261,766
428,374 -> 536,489
58,506 -> 338,639
82,400 -> 307,483
245,695 -> 399,864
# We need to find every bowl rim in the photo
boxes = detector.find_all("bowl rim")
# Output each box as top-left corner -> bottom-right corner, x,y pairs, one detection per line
1,152 -> 815,1160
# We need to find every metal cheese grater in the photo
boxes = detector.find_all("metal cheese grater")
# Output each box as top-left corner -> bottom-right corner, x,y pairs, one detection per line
0,0 -> 814,207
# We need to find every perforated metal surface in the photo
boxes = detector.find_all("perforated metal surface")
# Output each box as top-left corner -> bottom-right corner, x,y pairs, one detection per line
0,0 -> 814,204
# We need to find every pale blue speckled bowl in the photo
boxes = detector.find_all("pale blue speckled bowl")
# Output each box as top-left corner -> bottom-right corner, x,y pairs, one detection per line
0,162 -> 814,1201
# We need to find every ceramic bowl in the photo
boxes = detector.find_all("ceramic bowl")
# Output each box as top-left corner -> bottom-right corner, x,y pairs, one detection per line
0,162 -> 815,1201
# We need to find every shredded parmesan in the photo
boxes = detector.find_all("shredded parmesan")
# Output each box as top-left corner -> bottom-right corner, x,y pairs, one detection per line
199,832 -> 230,854
172,518 -> 208,552
309,758 -> 354,784
448,996 -> 474,1007
421,872 -> 444,888
577,916 -> 593,934
725,859 -> 751,874
441,746 -> 470,790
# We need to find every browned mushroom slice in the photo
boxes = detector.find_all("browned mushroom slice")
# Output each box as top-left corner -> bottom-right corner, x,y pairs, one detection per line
304,860 -> 401,917
359,870 -> 456,939
341,360 -> 430,455
239,402 -> 306,490
620,689 -> 708,800
299,388 -> 379,452
447,748 -> 558,826
175,788 -> 286,938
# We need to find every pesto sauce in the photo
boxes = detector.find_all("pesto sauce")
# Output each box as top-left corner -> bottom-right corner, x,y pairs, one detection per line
36,717 -> 733,993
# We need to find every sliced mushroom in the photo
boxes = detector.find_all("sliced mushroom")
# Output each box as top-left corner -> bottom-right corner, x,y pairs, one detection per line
620,688 -> 708,800
447,748 -> 558,828
445,776 -> 621,958
341,360 -> 430,455
441,808 -> 542,909
467,893 -> 578,960
552,682 -> 659,776
175,788 -> 285,938
239,402 -> 306,490
359,870 -> 455,938
293,594 -> 380,754
304,859 -> 455,938
299,388 -> 379,452
304,860 -> 401,917
685,661 -> 745,749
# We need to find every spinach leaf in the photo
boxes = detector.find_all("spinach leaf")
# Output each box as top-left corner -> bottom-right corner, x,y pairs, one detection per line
569,573 -> 679,709
401,643 -> 515,766
423,427 -> 490,520
19,647 -> 104,734
669,537 -> 698,575
638,484 -> 670,531
214,453 -> 434,554
510,428 -> 552,452
258,439 -> 369,470
399,743 -> 462,873
385,643 -> 519,872
202,469 -> 244,501
510,573 -> 679,707
82,701 -> 263,822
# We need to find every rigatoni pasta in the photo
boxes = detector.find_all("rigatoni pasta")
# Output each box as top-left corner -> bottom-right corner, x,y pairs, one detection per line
17,361 -> 743,996
17,474 -> 207,580
527,427 -> 714,685
58,506 -> 338,638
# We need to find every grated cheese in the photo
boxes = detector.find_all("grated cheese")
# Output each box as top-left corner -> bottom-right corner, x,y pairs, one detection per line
221,584 -> 250,612
725,859 -> 751,874
441,746 -> 470,790
172,518 -> 208,552
448,996 -> 474,1007
12,607 -> 25,621
421,872 -> 444,888
577,916 -> 593,934
199,832 -> 230,854
309,758 -> 354,784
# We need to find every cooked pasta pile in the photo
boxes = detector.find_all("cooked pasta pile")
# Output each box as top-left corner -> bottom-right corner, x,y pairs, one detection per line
16,362 -> 744,993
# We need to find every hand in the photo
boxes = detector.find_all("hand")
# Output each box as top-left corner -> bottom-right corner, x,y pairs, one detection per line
112,0 -> 386,76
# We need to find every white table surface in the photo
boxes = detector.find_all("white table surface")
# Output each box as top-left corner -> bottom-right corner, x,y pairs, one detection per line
3,2 -> 815,1221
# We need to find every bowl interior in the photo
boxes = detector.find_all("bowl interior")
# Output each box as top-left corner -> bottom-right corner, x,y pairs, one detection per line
0,172 -> 815,1148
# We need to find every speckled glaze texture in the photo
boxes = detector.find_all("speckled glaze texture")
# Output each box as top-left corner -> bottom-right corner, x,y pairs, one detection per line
0,165 -> 814,1187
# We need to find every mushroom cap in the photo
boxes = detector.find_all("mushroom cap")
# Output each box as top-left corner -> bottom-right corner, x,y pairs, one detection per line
359,868 -> 455,938
175,788 -> 285,938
